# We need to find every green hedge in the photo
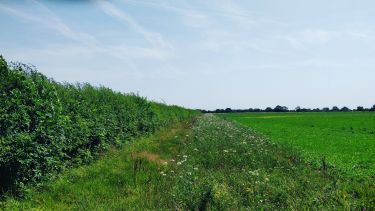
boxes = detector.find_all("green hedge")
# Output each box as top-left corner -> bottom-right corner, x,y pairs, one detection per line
0,56 -> 198,195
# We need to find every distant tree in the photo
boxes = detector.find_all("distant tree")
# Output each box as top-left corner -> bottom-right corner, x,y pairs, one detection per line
248,108 -> 254,112
295,106 -> 302,112
331,106 -> 340,112
322,107 -> 330,112
253,108 -> 261,112
265,107 -> 273,112
274,105 -> 288,112
371,105 -> 375,111
357,106 -> 364,111
225,108 -> 232,113
300,108 -> 311,112
313,108 -> 321,112
341,107 -> 351,112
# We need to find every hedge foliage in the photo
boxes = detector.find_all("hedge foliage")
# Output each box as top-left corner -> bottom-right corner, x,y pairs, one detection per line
0,56 -> 198,195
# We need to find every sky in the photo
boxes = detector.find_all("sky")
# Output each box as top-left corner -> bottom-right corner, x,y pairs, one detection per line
1,0 -> 375,110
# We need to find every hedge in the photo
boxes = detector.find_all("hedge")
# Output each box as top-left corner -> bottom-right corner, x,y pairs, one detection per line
0,56 -> 199,195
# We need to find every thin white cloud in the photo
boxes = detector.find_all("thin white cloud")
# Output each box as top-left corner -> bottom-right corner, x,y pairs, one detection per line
205,0 -> 289,28
299,29 -> 340,45
277,28 -> 375,50
0,1 -> 97,45
210,0 -> 256,25
120,0 -> 288,56
275,35 -> 304,49
30,0 -> 98,45
95,0 -> 172,49
105,45 -> 172,60
1,0 -> 172,65
124,0 -> 211,28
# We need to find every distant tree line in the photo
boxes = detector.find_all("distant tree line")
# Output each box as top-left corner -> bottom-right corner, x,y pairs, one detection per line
200,105 -> 375,113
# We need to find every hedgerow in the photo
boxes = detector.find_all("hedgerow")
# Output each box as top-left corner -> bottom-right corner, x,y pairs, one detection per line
0,56 -> 198,195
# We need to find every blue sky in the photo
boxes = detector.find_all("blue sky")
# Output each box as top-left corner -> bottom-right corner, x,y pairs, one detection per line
1,0 -> 375,110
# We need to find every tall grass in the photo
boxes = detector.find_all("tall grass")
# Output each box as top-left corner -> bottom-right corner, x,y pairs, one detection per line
0,56 -> 199,196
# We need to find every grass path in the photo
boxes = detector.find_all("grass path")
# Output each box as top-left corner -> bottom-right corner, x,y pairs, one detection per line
1,115 -> 374,210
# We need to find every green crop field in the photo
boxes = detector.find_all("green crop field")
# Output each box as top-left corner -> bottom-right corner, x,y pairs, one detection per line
224,112 -> 375,177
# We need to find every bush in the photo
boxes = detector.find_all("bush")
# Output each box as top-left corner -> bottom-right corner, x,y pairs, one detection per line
0,56 -> 198,195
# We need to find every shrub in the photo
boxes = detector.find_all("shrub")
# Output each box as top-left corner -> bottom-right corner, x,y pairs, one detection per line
0,56 -> 198,195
